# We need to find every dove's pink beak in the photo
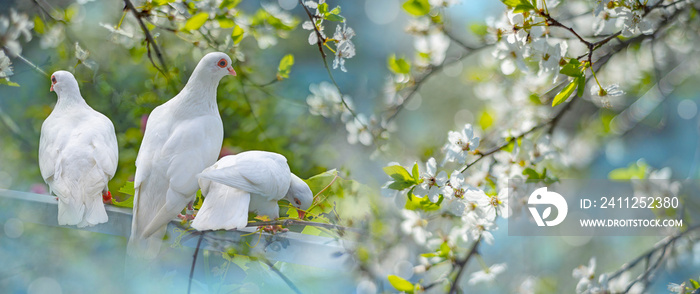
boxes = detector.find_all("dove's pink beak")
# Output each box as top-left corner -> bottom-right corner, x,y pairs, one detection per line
50,84 -> 54,92
297,209 -> 306,219
227,66 -> 236,76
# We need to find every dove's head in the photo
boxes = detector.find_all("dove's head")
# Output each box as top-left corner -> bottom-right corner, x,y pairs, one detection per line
50,71 -> 81,97
192,52 -> 236,81
285,174 -> 313,219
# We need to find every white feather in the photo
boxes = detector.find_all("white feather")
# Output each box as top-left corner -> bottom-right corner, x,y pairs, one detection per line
38,70 -> 118,228
127,52 -> 234,259
193,151 -> 294,230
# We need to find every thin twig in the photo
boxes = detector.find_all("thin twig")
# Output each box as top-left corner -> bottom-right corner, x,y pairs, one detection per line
297,0 -> 376,144
607,223 -> 700,282
448,237 -> 481,294
123,0 -> 168,76
187,232 -> 205,294
246,219 -> 361,233
263,259 -> 303,294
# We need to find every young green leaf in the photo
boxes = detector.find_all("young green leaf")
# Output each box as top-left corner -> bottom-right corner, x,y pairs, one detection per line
402,0 -> 430,16
325,14 -> 344,22
411,163 -> 420,182
388,55 -> 411,74
690,279 -> 700,289
231,25 -> 245,44
576,74 -> 587,97
277,54 -> 295,80
185,12 -> 209,31
383,165 -> 416,185
551,78 -> 578,107
388,275 -> 414,293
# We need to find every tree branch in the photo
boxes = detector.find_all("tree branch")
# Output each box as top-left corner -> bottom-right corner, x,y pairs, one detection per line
448,237 -> 481,294
246,219 -> 361,234
123,0 -> 168,76
187,232 -> 205,294
263,259 -> 304,294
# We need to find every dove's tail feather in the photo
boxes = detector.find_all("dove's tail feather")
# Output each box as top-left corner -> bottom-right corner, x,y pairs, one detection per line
128,182 -> 167,260
54,163 -> 108,227
82,196 -> 108,228
192,184 -> 250,231
126,226 -> 166,260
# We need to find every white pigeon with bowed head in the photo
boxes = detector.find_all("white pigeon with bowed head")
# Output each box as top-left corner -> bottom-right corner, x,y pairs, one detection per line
39,70 -> 119,228
127,52 -> 236,259
192,151 -> 314,231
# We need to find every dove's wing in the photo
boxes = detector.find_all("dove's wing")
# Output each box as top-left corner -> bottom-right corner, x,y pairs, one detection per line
198,151 -> 291,201
129,107 -> 223,258
191,183 -> 250,231
39,105 -> 115,228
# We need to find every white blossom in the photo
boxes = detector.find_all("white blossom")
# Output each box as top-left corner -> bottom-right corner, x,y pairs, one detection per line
413,157 -> 448,202
346,114 -> 373,146
400,210 -> 430,245
468,263 -> 506,285
0,9 -> 34,56
332,23 -> 356,72
590,84 -> 624,97
443,124 -> 480,164
306,82 -> 354,121
0,50 -> 13,79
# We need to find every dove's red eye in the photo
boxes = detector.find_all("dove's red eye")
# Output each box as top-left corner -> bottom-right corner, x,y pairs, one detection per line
51,76 -> 56,83
217,59 -> 227,68
294,198 -> 301,206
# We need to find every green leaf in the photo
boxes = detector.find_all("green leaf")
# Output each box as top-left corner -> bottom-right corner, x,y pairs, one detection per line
388,55 -> 411,74
219,0 -> 241,9
405,194 -> 442,211
231,25 -> 245,44
560,63 -> 583,77
522,168 -> 541,180
609,161 -> 648,180
402,0 -> 430,16
153,0 -> 176,6
185,12 -> 209,31
34,16 -> 45,34
576,74 -> 587,97
118,181 -> 135,196
329,6 -> 341,15
478,108 -> 495,130
0,79 -> 20,87
218,18 -> 235,29
502,0 -> 534,11
513,3 -> 535,13
438,242 -> 451,258
469,23 -> 488,37
383,165 -> 417,189
324,14 -> 344,22
551,78 -> 577,107
690,279 -> 700,289
276,54 -> 294,80
411,163 -> 420,182
318,3 -> 329,14
388,275 -> 414,293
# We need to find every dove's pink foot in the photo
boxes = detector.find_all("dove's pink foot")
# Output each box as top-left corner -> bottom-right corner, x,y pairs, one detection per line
102,191 -> 112,204
178,200 -> 196,221
261,225 -> 288,233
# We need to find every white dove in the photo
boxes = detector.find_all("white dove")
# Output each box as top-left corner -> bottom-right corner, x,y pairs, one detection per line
127,52 -> 236,258
39,71 -> 119,228
191,151 -> 314,231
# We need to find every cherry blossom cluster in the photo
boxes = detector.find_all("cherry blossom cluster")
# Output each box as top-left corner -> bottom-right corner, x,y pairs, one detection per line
0,9 -> 34,84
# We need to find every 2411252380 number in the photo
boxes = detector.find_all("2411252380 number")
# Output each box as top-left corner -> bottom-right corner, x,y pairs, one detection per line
599,196 -> 679,209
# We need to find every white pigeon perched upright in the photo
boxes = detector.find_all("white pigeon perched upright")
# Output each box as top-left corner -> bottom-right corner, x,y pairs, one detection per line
39,70 -> 118,228
127,52 -> 236,259
192,151 -> 314,231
